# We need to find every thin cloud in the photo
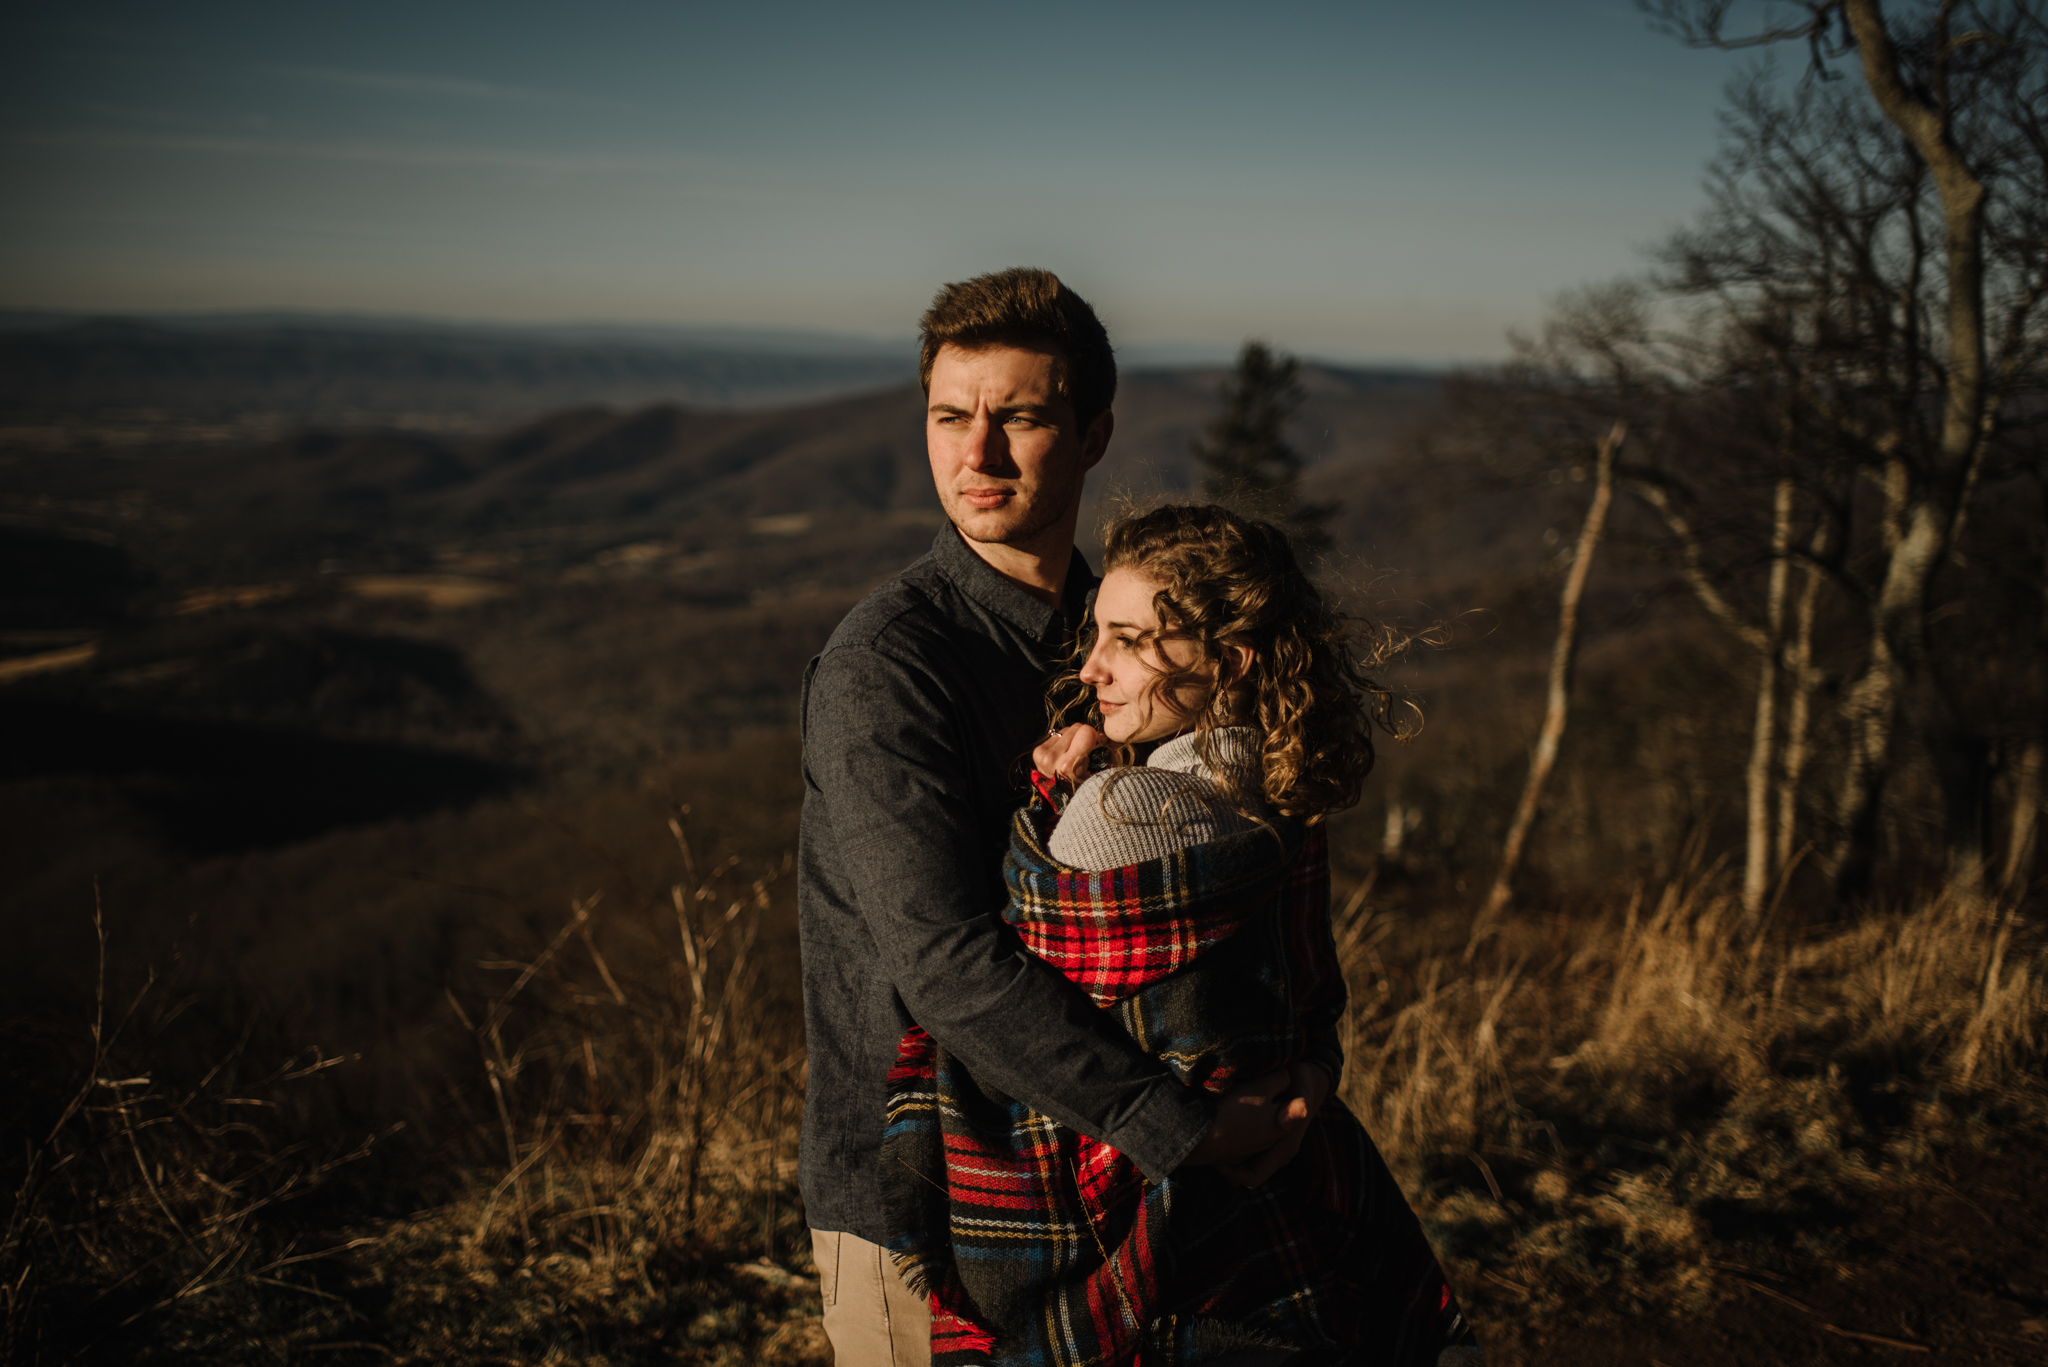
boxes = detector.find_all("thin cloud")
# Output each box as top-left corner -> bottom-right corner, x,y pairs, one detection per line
8,128 -> 686,176
72,100 -> 269,131
258,63 -> 627,111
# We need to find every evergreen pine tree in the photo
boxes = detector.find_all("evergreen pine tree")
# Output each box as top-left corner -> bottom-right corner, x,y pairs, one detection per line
1191,340 -> 1334,551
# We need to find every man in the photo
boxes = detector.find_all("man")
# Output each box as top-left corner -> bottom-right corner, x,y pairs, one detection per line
797,268 -> 1318,1366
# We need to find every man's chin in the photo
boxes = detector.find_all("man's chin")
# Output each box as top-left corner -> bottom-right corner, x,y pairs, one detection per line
948,502 -> 1049,547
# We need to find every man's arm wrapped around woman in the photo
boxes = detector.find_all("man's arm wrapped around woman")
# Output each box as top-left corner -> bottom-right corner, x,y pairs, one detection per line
880,795 -> 1476,1367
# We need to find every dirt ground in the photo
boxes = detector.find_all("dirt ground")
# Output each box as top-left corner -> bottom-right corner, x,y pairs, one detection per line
1469,1125 -> 2048,1365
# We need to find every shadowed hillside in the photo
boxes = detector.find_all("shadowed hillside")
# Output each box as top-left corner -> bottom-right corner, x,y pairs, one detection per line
0,315 -> 918,436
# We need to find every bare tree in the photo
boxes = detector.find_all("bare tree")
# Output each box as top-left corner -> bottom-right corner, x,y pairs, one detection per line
1637,2 -> 2048,893
1484,283 -> 1822,908
1472,421 -> 1626,950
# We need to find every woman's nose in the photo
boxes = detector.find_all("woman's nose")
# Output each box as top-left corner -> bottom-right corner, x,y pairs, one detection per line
1078,641 -> 1110,685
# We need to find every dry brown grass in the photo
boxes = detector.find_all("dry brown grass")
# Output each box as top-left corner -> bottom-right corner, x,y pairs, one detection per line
1337,860 -> 2048,1321
9,822 -> 2043,1362
3,821 -> 824,1366
2,905 -> 388,1364
352,814 -> 822,1365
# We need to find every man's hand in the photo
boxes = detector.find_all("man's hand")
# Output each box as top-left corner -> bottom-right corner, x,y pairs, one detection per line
1178,1066 -> 1296,1173
1215,1060 -> 1332,1188
1031,724 -> 1110,786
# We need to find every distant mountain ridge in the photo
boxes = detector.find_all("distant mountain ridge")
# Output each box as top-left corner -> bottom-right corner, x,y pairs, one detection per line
0,309 -> 913,354
0,314 -> 920,421
42,366 -> 1437,540
0,361 -> 1450,601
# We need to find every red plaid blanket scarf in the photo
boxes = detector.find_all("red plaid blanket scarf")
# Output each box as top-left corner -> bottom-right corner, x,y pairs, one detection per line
879,794 -> 1475,1366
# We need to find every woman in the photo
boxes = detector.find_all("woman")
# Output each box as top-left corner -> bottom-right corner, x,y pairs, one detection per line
881,504 -> 1478,1367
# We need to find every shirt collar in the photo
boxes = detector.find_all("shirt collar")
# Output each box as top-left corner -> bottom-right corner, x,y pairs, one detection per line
931,524 -> 1097,645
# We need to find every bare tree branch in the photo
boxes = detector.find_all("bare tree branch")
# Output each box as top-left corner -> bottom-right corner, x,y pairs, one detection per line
1625,477 -> 1773,650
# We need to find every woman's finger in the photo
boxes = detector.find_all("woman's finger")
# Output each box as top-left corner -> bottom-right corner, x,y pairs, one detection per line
1052,727 -> 1099,783
1068,723 -> 1110,755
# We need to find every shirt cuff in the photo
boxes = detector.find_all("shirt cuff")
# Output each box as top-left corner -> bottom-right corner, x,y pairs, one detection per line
1106,1079 -> 1215,1182
1305,1033 -> 1344,1089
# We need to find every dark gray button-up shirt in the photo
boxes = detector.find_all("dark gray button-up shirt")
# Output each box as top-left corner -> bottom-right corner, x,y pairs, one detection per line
796,526 -> 1214,1242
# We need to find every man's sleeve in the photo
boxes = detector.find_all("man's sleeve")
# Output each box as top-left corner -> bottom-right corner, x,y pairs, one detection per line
1302,990 -> 1346,1089
1298,861 -> 1349,1088
805,643 -> 1212,1180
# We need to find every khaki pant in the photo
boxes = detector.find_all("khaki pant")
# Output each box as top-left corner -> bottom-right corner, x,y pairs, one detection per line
809,1228 -> 1309,1365
812,1227 -> 930,1367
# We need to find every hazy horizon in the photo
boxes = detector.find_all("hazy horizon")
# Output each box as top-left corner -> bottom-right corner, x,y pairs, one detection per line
0,304 -> 1469,371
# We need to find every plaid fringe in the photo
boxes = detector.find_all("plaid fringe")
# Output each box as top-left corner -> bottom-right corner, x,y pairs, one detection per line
880,796 -> 1476,1366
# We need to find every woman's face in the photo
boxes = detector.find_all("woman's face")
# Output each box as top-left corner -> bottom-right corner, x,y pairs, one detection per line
1079,567 -> 1216,744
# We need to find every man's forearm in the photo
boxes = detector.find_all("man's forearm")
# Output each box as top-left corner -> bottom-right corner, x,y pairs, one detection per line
878,904 -> 1213,1180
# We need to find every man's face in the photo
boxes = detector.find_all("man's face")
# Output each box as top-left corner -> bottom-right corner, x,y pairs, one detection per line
925,343 -> 1110,550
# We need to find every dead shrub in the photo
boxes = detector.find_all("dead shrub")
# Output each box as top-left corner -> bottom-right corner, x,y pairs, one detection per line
2,905 -> 384,1365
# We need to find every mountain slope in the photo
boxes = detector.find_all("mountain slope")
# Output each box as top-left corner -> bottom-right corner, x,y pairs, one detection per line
0,317 -> 917,422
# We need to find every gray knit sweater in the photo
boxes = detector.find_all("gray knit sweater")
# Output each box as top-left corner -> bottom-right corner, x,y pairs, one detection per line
1048,728 -> 1266,871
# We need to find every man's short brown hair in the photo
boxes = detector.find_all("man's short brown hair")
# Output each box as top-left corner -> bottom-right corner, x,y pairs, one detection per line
918,267 -> 1118,431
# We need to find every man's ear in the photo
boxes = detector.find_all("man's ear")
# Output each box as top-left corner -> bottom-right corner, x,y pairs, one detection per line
1080,410 -> 1113,473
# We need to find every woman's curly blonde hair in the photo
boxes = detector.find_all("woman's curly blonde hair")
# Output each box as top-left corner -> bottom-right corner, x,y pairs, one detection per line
1047,502 -> 1405,824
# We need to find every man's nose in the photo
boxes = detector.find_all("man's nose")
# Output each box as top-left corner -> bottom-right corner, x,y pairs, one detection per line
963,412 -> 1008,471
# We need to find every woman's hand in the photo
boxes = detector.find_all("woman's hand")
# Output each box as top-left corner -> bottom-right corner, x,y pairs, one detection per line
1031,724 -> 1110,786
1178,1067 -> 1295,1170
1211,1060 -> 1333,1189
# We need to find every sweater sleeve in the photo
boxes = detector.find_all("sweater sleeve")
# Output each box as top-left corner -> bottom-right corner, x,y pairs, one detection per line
804,643 -> 1213,1181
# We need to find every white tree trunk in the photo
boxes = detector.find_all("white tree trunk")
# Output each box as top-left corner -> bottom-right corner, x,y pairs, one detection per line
1742,480 -> 1794,913
1473,421 -> 1624,952
1833,0 -> 1992,890
2004,741 -> 2045,892
2003,532 -> 2048,890
1774,517 -> 1832,876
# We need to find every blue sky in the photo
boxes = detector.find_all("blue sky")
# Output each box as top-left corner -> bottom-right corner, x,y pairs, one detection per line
0,1 -> 1747,362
